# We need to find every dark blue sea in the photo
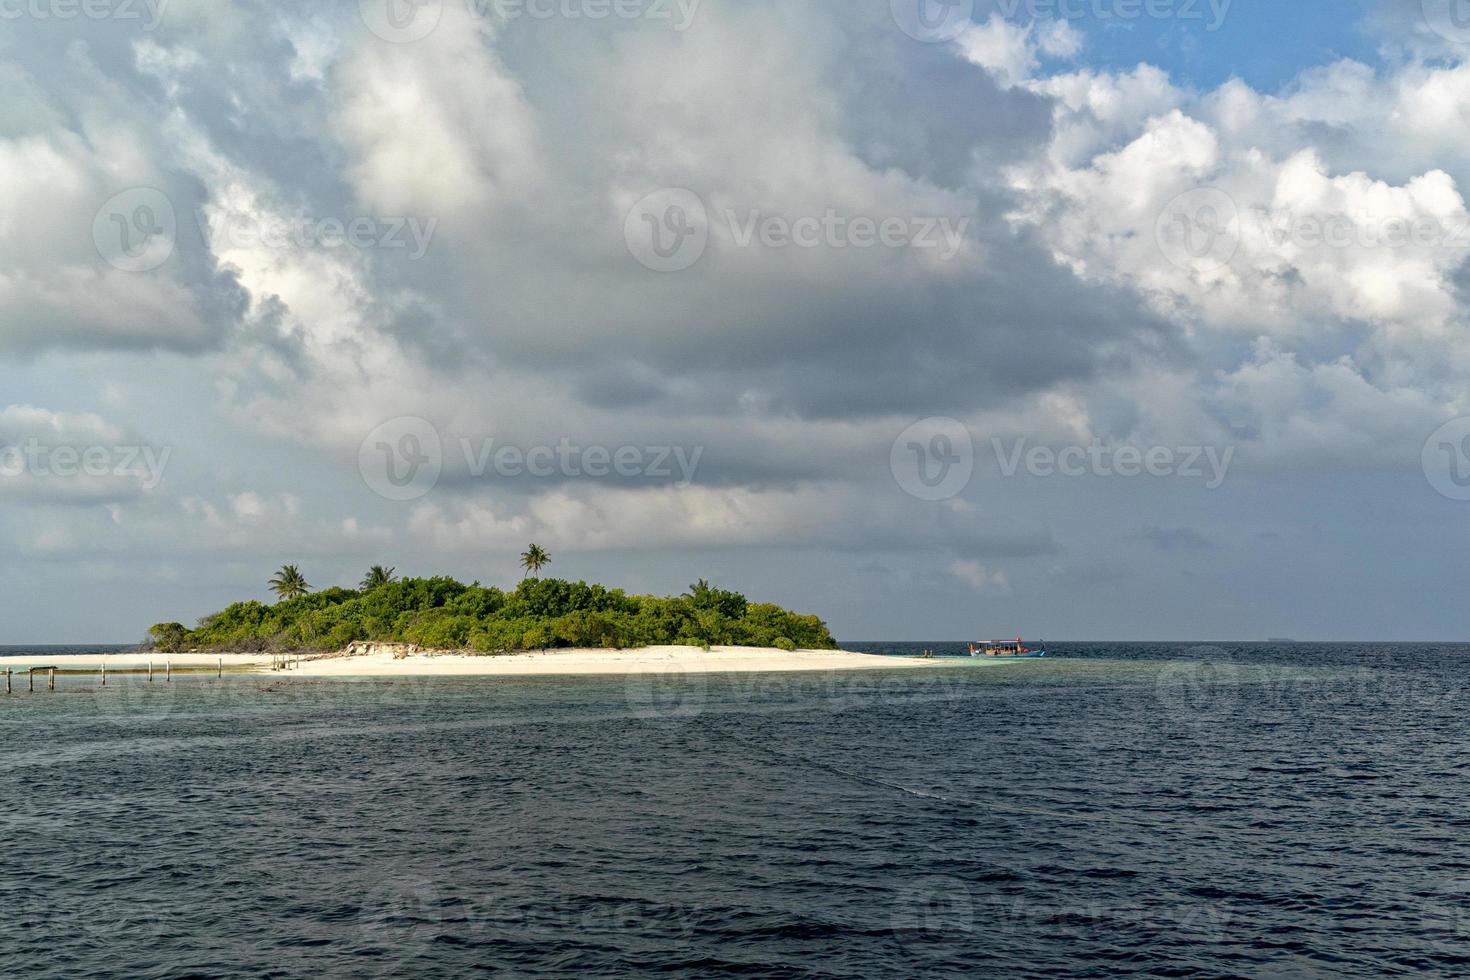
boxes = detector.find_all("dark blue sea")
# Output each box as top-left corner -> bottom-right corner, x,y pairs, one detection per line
3,642 -> 1468,977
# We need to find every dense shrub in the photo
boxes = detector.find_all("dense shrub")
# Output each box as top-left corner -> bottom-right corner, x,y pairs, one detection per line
147,622 -> 188,653
178,577 -> 838,654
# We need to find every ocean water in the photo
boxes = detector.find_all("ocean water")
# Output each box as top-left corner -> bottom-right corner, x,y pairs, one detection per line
2,642 -> 1468,977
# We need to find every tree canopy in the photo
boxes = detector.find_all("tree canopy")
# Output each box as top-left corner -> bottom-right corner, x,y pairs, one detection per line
175,576 -> 837,654
519,544 -> 550,579
268,565 -> 310,602
360,565 -> 397,590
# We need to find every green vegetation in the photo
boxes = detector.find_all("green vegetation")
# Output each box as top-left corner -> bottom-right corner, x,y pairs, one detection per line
147,622 -> 188,653
519,544 -> 550,579
157,568 -> 837,655
360,565 -> 397,590
268,564 -> 310,601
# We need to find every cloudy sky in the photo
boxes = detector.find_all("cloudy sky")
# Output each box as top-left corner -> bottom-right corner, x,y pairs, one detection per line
3,0 -> 1470,642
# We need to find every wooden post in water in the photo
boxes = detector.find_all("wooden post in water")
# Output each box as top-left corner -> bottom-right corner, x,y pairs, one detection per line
148,661 -> 153,682
5,670 -> 10,694
28,671 -> 33,693
48,669 -> 54,691
101,662 -> 106,687
218,657 -> 223,678
166,660 -> 172,682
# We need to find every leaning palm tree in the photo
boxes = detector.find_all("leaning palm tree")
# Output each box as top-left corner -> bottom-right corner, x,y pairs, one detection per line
519,544 -> 550,580
360,565 -> 397,590
268,564 -> 311,602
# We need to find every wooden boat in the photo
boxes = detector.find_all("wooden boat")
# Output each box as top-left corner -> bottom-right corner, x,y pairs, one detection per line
969,638 -> 1047,659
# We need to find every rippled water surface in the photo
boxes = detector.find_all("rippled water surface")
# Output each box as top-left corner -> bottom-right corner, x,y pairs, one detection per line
4,643 -> 1470,977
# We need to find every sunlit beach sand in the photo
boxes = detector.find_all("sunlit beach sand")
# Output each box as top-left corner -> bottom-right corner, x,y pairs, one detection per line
3,646 -> 961,677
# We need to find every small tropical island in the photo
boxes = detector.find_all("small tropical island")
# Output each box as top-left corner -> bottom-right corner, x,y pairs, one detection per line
150,550 -> 836,654
116,546 -> 942,677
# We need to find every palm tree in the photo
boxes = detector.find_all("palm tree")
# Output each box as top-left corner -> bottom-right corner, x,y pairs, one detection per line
683,579 -> 714,606
520,544 -> 550,579
268,564 -> 310,602
360,565 -> 397,590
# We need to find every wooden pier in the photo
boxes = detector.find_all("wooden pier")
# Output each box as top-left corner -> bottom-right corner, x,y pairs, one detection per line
4,667 -> 59,693
3,657 -> 244,692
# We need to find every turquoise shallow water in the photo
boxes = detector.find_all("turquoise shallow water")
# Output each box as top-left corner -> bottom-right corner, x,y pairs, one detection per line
2,643 -> 1469,977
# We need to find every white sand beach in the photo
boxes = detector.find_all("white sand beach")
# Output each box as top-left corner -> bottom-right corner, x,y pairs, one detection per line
6,646 -> 943,677
291,646 -> 943,677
